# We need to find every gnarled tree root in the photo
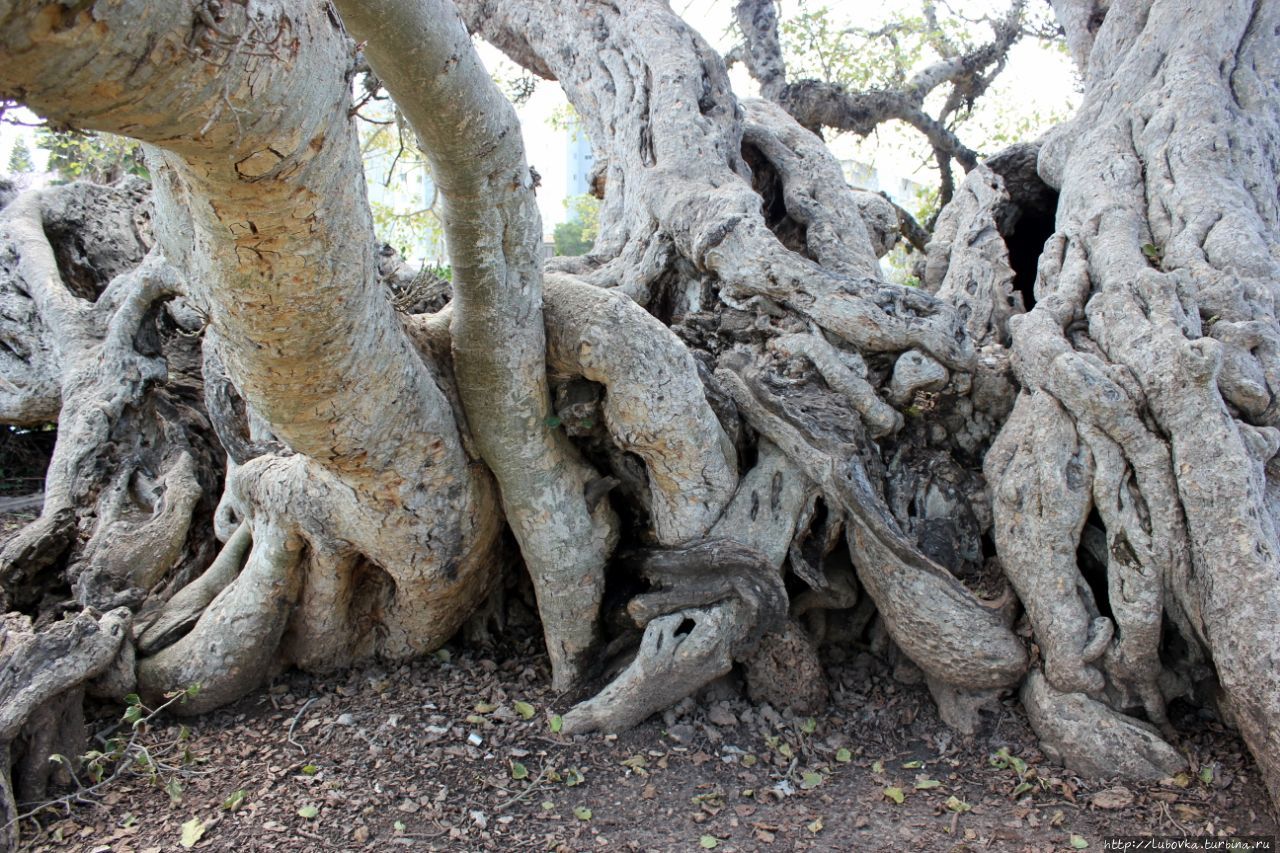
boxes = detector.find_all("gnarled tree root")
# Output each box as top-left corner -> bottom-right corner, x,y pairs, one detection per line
717,364 -> 1027,692
0,608 -> 131,851
135,522 -> 253,655
137,521 -> 301,715
564,538 -> 787,733
562,602 -> 746,734
1022,670 -> 1184,781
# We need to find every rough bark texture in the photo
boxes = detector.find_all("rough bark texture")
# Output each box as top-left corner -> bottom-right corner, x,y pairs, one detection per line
993,0 -> 1280,802
0,0 -> 1278,841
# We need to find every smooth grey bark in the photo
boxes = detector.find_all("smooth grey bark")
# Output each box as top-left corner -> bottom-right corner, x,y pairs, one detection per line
333,0 -> 618,690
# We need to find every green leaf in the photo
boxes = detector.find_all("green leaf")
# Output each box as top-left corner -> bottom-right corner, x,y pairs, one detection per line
165,777 -> 184,804
222,789 -> 246,812
801,717 -> 817,734
1011,781 -> 1034,797
549,715 -> 564,733
778,743 -> 794,759
298,805 -> 319,819
541,801 -> 555,811
544,415 -> 562,428
123,704 -> 143,725
1198,765 -> 1214,785
180,817 -> 205,848
902,760 -> 922,769
914,779 -> 941,790
301,764 -> 319,776
945,795 -> 971,813
474,702 -> 497,714
1070,835 -> 1089,849
621,755 -> 647,770
511,761 -> 529,780
699,835 -> 719,848
185,683 -> 201,699
800,772 -> 824,790
393,820 -> 406,833
884,786 -> 905,804
741,753 -> 758,768
835,748 -> 852,763
434,648 -> 451,662
807,817 -> 824,834
124,693 -> 141,706
514,701 -> 536,720
871,760 -> 884,774
564,767 -> 585,787
573,806 -> 592,821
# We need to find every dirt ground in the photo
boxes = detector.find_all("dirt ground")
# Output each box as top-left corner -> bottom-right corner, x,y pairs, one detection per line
3,506 -> 1278,853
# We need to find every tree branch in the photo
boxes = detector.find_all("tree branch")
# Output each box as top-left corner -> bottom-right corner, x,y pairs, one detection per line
733,0 -> 1028,172
733,0 -> 788,100
333,0 -> 618,690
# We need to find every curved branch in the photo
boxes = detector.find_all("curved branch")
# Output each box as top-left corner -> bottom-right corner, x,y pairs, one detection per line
732,0 -> 1026,170
732,0 -> 788,100
334,0 -> 617,689
543,274 -> 736,544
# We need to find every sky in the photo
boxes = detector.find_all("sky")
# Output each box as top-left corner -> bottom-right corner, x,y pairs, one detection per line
2,1 -> 1080,240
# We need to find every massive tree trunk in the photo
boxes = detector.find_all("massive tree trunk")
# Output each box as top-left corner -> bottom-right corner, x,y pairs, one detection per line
0,0 -> 1277,844
997,0 -> 1280,800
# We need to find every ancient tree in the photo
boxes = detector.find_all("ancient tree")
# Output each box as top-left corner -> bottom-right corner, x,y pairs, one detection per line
0,0 -> 1277,845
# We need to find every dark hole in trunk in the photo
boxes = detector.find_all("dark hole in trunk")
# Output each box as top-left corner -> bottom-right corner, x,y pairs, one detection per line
986,143 -> 1060,312
1000,199 -> 1056,311
740,141 -> 811,259
1077,509 -> 1114,621
0,424 -> 56,496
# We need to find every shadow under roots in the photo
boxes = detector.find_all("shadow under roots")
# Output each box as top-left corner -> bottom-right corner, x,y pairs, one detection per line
741,140 -> 812,260
0,425 -> 55,498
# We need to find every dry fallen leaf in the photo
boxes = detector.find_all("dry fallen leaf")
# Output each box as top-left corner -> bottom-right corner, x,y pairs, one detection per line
1090,786 -> 1134,810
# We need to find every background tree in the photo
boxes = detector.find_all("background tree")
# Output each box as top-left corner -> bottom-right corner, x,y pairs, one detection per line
0,1 -> 1277,847
34,129 -> 146,184
4,138 -> 31,176
734,0 -> 1070,214
553,194 -> 600,257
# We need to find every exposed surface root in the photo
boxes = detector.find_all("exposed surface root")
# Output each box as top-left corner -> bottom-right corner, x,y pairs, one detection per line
0,608 -> 131,850
137,520 -> 301,715
1021,670 -> 1185,780
716,364 -> 1027,691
